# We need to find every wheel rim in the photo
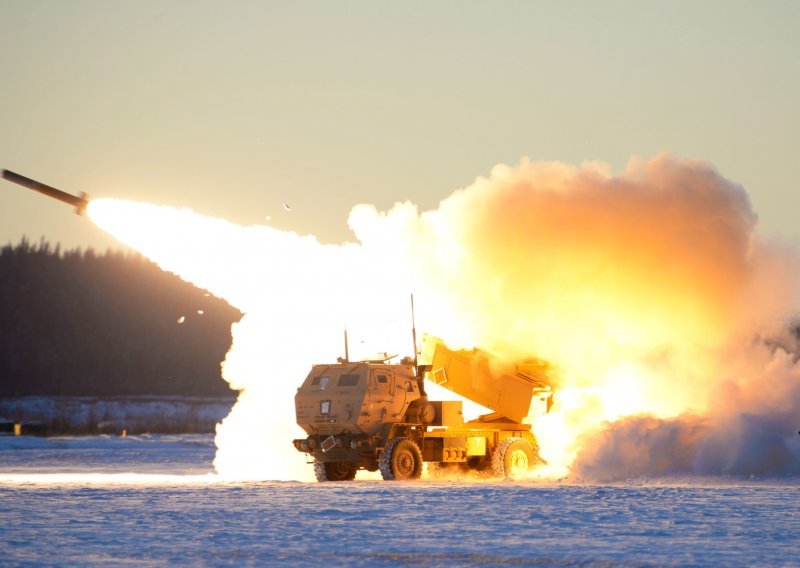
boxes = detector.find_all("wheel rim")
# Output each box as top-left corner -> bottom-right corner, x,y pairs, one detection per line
395,449 -> 416,478
508,449 -> 529,476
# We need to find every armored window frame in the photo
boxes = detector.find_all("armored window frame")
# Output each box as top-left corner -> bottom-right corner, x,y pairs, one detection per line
337,374 -> 359,387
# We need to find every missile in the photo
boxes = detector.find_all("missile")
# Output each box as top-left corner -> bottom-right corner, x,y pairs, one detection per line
1,169 -> 90,215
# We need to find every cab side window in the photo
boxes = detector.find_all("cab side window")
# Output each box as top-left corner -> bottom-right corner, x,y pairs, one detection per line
338,374 -> 359,387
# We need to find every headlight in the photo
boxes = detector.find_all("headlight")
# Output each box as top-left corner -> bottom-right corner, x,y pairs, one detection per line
350,439 -> 359,450
300,440 -> 309,451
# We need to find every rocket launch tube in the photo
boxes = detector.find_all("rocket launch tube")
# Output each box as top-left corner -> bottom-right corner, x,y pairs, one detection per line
1,169 -> 89,215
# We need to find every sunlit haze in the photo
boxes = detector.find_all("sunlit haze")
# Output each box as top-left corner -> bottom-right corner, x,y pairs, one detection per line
1,1 -> 799,251
5,6 -> 800,568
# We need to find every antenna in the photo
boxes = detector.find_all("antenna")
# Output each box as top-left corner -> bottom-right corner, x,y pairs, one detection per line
410,294 -> 419,371
343,328 -> 350,363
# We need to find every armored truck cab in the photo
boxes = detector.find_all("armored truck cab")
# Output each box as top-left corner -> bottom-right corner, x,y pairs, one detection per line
293,360 -> 429,480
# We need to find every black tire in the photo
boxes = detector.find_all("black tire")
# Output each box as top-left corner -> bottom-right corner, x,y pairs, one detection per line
491,438 -> 535,480
314,460 -> 358,482
379,438 -> 423,481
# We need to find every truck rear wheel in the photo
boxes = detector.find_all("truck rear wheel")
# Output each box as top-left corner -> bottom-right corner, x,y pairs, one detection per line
314,460 -> 357,482
379,438 -> 423,481
492,438 -> 535,480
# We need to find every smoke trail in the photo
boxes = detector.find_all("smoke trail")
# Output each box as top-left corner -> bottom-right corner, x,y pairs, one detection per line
88,153 -> 800,480
88,201 -> 419,480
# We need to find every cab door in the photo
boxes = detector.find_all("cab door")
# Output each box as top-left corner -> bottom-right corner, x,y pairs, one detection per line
369,369 -> 395,404
369,368 -> 396,422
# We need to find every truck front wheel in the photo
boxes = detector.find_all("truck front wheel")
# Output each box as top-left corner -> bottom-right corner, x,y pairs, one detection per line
314,460 -> 357,482
379,438 -> 423,481
492,438 -> 535,480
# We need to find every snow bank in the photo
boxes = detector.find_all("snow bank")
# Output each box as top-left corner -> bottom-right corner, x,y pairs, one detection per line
0,396 -> 234,435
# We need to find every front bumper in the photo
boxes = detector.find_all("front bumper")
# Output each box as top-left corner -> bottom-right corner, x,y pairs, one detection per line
292,433 -> 371,462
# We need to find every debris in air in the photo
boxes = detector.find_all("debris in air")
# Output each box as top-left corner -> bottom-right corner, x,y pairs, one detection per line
197,310 -> 204,315
282,203 -> 291,211
177,316 -> 186,324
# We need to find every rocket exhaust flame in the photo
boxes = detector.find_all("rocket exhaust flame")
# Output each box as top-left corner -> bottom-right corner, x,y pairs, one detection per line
85,153 -> 800,481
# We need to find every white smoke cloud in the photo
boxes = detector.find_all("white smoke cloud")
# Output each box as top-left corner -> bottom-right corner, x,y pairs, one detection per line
352,153 -> 800,479
571,337 -> 800,480
88,153 -> 800,481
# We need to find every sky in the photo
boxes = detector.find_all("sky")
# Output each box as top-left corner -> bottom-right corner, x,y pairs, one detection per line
1,0 -> 798,251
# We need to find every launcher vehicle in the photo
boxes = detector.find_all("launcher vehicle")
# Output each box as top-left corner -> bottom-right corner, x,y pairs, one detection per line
293,336 -> 554,481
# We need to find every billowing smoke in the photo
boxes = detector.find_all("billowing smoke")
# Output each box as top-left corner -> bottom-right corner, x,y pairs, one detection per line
571,328 -> 800,481
88,153 -> 800,481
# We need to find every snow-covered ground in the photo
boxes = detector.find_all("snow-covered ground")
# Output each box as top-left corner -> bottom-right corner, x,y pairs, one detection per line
1,435 -> 799,566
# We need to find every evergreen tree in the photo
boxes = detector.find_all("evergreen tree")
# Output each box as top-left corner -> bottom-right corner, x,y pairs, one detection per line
0,239 -> 241,397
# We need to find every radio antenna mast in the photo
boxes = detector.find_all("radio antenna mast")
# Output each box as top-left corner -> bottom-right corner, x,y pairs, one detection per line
410,294 -> 419,371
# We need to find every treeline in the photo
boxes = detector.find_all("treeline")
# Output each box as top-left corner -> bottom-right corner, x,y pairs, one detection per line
0,238 -> 242,397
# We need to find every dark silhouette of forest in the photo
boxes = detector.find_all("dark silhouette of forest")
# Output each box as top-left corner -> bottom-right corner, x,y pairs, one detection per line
0,239 -> 241,398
